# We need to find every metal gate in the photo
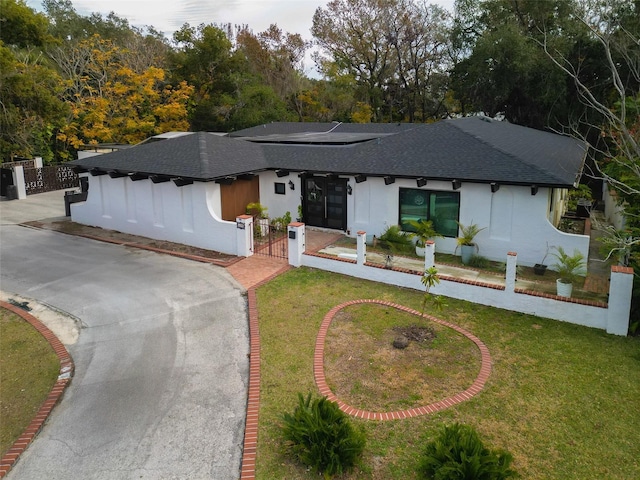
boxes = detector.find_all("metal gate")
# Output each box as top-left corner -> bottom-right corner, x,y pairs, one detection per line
253,219 -> 288,259
0,168 -> 14,197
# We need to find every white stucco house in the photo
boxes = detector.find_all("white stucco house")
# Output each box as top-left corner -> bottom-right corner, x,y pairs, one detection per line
69,116 -> 589,266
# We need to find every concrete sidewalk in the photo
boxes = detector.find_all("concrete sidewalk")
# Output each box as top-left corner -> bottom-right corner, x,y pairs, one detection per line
0,189 -> 74,225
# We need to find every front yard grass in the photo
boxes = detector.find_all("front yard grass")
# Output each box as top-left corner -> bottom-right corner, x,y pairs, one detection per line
255,267 -> 640,479
0,308 -> 59,456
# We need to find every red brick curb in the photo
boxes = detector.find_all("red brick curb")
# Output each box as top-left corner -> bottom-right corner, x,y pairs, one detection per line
239,265 -> 291,480
314,299 -> 492,420
0,301 -> 74,479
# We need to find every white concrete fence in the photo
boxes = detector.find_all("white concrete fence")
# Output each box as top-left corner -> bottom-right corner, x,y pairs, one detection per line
286,224 -> 633,336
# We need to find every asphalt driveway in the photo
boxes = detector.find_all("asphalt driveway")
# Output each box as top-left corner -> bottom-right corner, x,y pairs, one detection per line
0,193 -> 249,479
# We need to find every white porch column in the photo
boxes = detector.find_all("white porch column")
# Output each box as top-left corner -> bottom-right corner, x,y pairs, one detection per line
288,222 -> 305,267
12,165 -> 27,199
424,240 -> 436,270
356,230 -> 367,265
236,214 -> 253,257
607,266 -> 634,336
505,251 -> 518,292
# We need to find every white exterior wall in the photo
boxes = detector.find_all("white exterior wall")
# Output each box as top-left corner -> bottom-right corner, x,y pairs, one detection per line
603,184 -> 626,230
259,171 -> 302,220
459,183 -> 589,267
71,174 -> 239,255
346,178 -> 588,267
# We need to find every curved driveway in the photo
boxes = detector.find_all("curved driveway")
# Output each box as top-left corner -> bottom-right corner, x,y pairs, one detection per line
1,218 -> 248,479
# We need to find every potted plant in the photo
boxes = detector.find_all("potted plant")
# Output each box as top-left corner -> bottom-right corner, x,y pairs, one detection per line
407,219 -> 442,257
551,246 -> 586,298
534,242 -> 551,276
455,221 -> 486,265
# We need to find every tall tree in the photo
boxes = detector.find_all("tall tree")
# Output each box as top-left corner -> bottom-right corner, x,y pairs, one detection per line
236,25 -> 309,101
450,0 -> 581,128
312,0 -> 452,122
52,34 -> 193,151
0,0 -> 67,162
312,0 -> 397,121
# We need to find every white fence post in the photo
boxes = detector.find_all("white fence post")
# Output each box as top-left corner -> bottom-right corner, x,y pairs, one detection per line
288,222 -> 305,267
424,240 -> 435,270
356,230 -> 367,265
607,266 -> 634,336
12,165 -> 27,199
236,215 -> 253,257
506,251 -> 517,292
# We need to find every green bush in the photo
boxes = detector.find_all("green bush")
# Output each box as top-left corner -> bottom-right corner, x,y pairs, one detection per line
282,393 -> 366,478
419,423 -> 517,480
467,255 -> 490,269
377,225 -> 413,254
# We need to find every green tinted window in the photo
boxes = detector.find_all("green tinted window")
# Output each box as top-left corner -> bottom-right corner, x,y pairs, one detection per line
399,188 -> 460,237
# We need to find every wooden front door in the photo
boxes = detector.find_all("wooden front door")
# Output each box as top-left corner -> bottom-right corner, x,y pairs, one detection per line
303,176 -> 347,230
220,177 -> 260,221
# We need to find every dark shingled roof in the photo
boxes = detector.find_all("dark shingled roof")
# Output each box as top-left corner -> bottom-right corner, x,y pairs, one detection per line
71,118 -> 587,187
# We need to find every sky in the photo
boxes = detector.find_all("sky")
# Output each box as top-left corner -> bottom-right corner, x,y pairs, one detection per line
26,0 -> 456,76
26,0 -> 456,39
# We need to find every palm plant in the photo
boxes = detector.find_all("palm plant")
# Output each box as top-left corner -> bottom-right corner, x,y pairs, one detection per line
552,246 -> 586,284
408,219 -> 442,247
455,221 -> 486,247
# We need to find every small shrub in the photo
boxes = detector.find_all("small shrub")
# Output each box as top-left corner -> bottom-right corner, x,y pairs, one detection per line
282,393 -> 366,478
467,254 -> 490,269
377,225 -> 413,254
419,423 -> 517,480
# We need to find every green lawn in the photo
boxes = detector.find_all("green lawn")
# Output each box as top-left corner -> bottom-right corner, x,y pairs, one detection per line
0,308 -> 59,456
255,267 -> 640,479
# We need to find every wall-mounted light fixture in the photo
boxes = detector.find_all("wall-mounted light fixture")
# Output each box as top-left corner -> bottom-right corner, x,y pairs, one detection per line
490,182 -> 500,193
355,174 -> 367,183
452,179 -> 461,190
531,185 -> 539,195
416,177 -> 427,187
347,183 -> 353,195
384,176 -> 395,185
288,180 -> 295,191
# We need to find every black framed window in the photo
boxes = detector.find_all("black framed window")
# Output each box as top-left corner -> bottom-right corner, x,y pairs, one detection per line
399,188 -> 460,237
274,182 -> 286,195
